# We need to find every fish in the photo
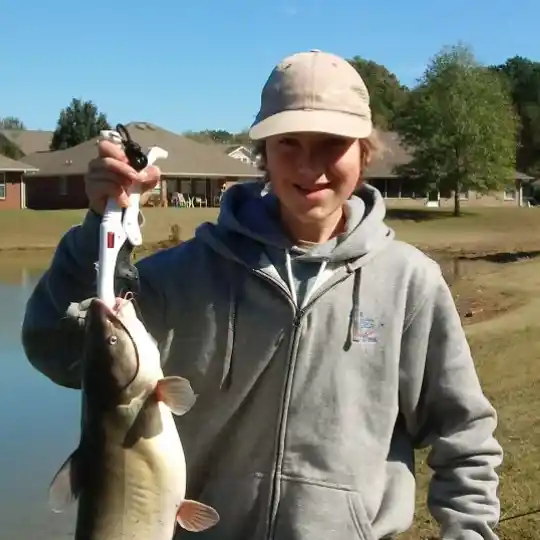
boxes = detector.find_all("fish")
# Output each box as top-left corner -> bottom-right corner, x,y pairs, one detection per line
47,296 -> 220,539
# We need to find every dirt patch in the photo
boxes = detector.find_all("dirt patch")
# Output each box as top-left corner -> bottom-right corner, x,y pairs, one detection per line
429,254 -> 529,325
451,281 -> 528,325
459,250 -> 540,263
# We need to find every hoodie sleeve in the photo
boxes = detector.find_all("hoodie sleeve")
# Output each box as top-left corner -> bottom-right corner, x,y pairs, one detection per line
399,261 -> 503,540
21,210 -> 169,389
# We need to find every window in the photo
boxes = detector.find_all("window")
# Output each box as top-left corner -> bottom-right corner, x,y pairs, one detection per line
368,178 -> 427,199
180,179 -> 192,195
194,179 -> 207,196
58,176 -> 68,196
0,172 -> 5,199
385,178 -> 401,198
400,177 -> 425,198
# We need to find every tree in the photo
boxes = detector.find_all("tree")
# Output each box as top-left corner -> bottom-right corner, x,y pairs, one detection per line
184,129 -> 251,146
50,98 -> 110,151
0,116 -> 26,130
0,116 -> 26,159
348,57 -> 409,130
394,44 -> 519,216
489,56 -> 540,176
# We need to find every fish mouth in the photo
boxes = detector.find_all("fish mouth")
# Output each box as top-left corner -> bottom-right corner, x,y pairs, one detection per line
86,297 -> 141,395
89,297 -> 133,329
88,297 -> 115,321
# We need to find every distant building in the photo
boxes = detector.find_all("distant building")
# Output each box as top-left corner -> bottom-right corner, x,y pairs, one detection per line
21,122 -> 263,210
224,145 -> 258,167
364,131 -> 534,208
0,155 -> 38,209
0,123 -> 534,209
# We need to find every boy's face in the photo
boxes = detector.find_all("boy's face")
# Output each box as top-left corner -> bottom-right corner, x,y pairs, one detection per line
265,132 -> 362,227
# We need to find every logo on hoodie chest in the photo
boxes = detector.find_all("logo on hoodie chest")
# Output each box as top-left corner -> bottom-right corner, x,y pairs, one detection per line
353,312 -> 382,343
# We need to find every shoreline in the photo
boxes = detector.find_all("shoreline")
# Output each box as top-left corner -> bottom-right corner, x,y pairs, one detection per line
1,242 -> 538,261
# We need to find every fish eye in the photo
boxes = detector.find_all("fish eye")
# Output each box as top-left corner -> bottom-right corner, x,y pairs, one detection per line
109,335 -> 118,345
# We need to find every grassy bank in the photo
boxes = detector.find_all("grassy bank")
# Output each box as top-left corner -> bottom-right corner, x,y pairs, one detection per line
0,207 -> 219,251
6,205 -> 540,538
2,205 -> 540,257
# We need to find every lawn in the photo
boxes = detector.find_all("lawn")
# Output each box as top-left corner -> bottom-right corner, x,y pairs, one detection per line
0,207 -> 220,250
1,205 -> 540,256
5,204 -> 540,538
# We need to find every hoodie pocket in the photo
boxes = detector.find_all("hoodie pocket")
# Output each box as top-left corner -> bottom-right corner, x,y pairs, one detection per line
274,477 -> 376,540
189,472 -> 271,539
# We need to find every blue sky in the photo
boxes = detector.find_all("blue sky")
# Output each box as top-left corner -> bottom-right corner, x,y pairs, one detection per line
3,0 -> 540,134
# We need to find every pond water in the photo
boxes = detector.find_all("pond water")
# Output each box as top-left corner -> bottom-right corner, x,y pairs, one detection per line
0,255 -> 79,539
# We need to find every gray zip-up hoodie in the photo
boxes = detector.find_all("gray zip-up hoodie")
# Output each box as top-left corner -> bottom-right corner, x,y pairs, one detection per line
21,181 -> 503,540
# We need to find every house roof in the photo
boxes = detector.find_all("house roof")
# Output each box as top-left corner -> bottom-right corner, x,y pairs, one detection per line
365,130 -> 533,181
0,155 -> 38,172
515,171 -> 534,181
1,129 -> 53,155
364,131 -> 412,179
22,122 -> 264,179
226,144 -> 254,155
17,123 -> 533,183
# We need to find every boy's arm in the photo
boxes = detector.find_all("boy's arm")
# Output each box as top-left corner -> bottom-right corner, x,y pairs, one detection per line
400,262 -> 503,540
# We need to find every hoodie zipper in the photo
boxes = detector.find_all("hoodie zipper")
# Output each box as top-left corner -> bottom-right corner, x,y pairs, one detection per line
251,267 -> 357,540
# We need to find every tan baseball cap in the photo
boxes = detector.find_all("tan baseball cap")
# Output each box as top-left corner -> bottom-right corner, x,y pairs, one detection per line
249,49 -> 373,141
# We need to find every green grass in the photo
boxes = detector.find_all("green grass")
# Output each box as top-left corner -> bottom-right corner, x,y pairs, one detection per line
2,206 -> 539,256
0,207 -> 218,249
384,206 -> 540,255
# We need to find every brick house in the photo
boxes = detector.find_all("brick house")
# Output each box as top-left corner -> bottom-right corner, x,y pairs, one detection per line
22,122 -> 263,210
5,124 -> 535,209
0,155 -> 38,209
365,131 -> 534,207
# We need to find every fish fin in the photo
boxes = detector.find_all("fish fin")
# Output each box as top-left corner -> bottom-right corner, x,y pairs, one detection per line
156,376 -> 197,415
48,449 -> 81,513
176,499 -> 220,532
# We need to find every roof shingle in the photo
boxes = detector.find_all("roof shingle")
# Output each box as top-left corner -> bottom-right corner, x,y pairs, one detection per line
23,122 -> 263,178
1,129 -> 53,155
364,130 -> 412,179
18,124 -> 532,183
0,155 -> 39,171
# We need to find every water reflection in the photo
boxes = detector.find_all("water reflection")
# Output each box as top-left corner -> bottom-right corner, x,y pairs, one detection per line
0,254 -> 80,539
439,256 -> 463,286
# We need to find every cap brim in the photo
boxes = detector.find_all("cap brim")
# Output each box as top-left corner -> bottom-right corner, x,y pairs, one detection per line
249,109 -> 372,140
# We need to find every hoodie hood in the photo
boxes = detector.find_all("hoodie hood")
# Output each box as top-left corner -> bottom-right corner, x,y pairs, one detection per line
197,180 -> 395,267
196,180 -> 396,389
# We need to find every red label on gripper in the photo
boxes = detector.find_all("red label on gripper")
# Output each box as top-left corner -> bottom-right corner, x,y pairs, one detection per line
107,232 -> 115,248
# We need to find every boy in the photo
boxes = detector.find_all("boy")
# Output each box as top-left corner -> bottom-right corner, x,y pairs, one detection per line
22,49 -> 503,539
